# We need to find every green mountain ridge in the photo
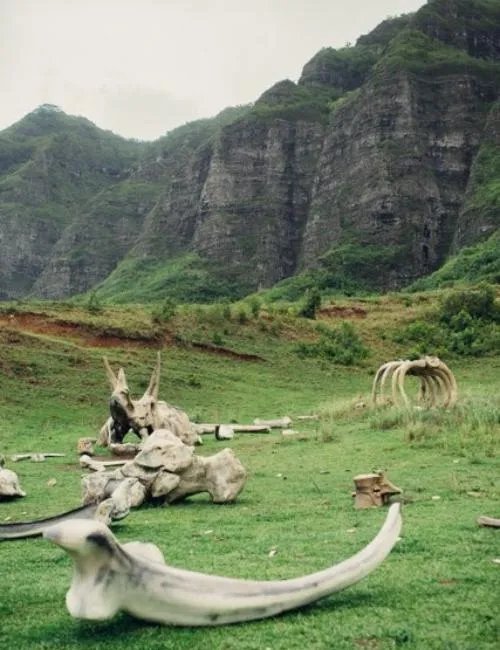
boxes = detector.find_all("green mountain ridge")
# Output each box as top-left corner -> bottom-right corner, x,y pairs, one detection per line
0,0 -> 499,304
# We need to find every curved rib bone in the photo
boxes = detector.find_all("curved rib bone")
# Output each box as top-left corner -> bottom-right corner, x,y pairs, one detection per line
371,360 -> 403,405
43,502 -> 402,626
372,357 -> 458,409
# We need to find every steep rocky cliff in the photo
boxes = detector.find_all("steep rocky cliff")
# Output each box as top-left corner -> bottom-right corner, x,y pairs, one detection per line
0,0 -> 499,302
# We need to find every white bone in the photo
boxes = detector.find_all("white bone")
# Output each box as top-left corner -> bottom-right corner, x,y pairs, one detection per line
11,453 -> 65,462
253,416 -> 292,428
81,430 -> 247,508
100,355 -> 200,448
193,424 -> 270,434
0,456 -> 26,498
79,455 -> 127,472
214,425 -> 234,440
43,503 -> 401,625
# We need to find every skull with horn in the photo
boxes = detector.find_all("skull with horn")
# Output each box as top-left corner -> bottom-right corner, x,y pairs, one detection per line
98,352 -> 200,449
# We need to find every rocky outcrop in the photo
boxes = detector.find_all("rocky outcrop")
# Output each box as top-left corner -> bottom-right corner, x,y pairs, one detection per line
31,181 -> 160,299
453,99 -> 500,249
190,117 -> 325,292
414,0 -> 500,61
301,68 -> 497,288
0,105 -> 143,299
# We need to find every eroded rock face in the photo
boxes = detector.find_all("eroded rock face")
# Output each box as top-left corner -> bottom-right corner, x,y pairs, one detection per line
301,69 -> 497,288
454,99 -> 500,249
190,118 -> 325,293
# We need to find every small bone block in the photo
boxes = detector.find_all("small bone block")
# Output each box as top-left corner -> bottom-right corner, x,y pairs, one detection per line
77,438 -> 96,456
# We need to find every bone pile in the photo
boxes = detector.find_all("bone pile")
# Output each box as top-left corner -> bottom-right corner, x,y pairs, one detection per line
82,429 -> 247,519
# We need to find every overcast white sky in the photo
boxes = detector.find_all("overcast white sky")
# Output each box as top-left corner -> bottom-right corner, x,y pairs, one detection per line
1,0 -> 426,141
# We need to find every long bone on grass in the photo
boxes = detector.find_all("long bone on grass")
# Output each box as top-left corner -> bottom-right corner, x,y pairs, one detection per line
43,502 -> 402,626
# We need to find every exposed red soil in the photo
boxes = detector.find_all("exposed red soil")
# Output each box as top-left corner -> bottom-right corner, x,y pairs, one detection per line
0,313 -> 150,348
0,312 -> 265,360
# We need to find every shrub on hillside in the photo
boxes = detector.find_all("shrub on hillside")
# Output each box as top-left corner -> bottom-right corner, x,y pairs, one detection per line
298,288 -> 322,319
393,285 -> 500,357
296,321 -> 369,365
151,298 -> 177,324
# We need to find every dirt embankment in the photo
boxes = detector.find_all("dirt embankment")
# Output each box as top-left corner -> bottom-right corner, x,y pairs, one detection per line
0,312 -> 265,361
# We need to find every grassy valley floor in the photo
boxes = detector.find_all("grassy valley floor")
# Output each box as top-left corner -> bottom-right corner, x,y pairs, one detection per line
0,299 -> 499,650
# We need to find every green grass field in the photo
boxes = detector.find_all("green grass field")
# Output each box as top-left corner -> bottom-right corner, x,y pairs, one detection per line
0,298 -> 499,650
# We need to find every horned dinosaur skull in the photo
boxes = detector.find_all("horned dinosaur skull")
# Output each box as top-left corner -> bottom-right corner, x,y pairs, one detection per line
44,502 -> 402,625
98,352 -> 200,449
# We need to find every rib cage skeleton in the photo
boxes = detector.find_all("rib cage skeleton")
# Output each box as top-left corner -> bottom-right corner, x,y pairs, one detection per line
371,356 -> 458,408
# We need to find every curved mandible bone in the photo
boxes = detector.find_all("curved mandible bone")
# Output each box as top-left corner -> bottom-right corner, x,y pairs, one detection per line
103,358 -> 118,391
143,352 -> 161,400
0,504 -> 100,540
44,503 -> 402,626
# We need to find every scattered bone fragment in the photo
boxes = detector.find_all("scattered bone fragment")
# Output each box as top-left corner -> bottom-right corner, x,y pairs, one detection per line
43,503 -> 402,625
477,515 -> 500,528
193,423 -> 270,434
214,424 -> 234,440
79,455 -> 127,472
281,429 -> 299,436
77,438 -> 96,456
352,472 -> 402,509
296,415 -> 319,421
0,456 -> 26,498
253,416 -> 292,428
11,453 -> 66,462
108,442 -> 142,456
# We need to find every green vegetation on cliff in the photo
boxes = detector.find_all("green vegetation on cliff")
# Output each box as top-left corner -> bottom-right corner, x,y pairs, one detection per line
0,105 -> 144,229
92,253 -> 244,304
377,28 -> 500,79
409,233 -> 500,289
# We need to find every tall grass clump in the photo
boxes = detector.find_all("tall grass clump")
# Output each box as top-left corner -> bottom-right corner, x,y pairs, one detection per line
368,396 -> 500,459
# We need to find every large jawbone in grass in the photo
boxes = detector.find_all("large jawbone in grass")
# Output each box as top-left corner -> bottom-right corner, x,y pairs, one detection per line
44,503 -> 402,627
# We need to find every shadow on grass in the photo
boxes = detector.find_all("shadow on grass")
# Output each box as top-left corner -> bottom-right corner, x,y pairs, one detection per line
69,590 -> 375,641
